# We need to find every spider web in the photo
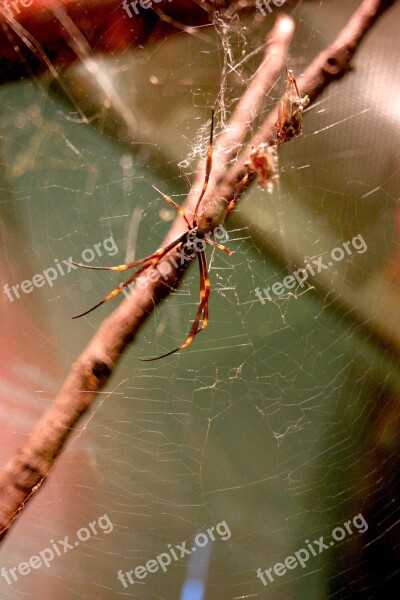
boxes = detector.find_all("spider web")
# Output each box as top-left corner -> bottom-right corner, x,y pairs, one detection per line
0,1 -> 399,599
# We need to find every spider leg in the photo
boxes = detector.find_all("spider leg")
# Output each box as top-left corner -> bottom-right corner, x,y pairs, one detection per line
204,237 -> 233,256
152,186 -> 191,229
193,109 -> 214,226
69,252 -> 163,273
194,248 -> 210,335
72,234 -> 185,319
140,250 -> 210,361
179,249 -> 210,340
199,251 -> 209,332
69,233 -> 188,272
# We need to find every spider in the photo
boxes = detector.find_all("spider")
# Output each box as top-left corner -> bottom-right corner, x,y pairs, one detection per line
276,67 -> 309,146
72,111 -> 245,360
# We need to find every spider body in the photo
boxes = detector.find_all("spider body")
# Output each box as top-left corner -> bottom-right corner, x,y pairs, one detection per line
184,227 -> 204,256
71,110 -> 241,361
71,74 -> 309,360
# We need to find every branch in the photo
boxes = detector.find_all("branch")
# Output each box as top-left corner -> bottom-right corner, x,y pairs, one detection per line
0,0 -> 394,542
216,0 -> 396,205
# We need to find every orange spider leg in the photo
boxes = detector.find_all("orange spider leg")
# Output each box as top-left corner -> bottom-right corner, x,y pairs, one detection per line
205,237 -> 233,256
180,249 -> 210,342
70,180 -> 192,274
194,248 -> 210,335
69,242 -> 178,273
193,109 -> 214,226
152,185 -> 191,228
140,249 -> 210,361
72,234 -> 185,318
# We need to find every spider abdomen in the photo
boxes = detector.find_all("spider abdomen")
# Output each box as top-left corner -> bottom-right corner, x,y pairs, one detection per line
184,228 -> 206,256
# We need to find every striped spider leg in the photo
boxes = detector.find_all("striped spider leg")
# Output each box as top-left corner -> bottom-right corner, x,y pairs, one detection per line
72,110 -> 234,360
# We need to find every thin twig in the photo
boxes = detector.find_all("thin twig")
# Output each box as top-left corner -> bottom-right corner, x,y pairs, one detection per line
216,0 -> 396,206
0,0 -> 394,542
162,13 -> 295,244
